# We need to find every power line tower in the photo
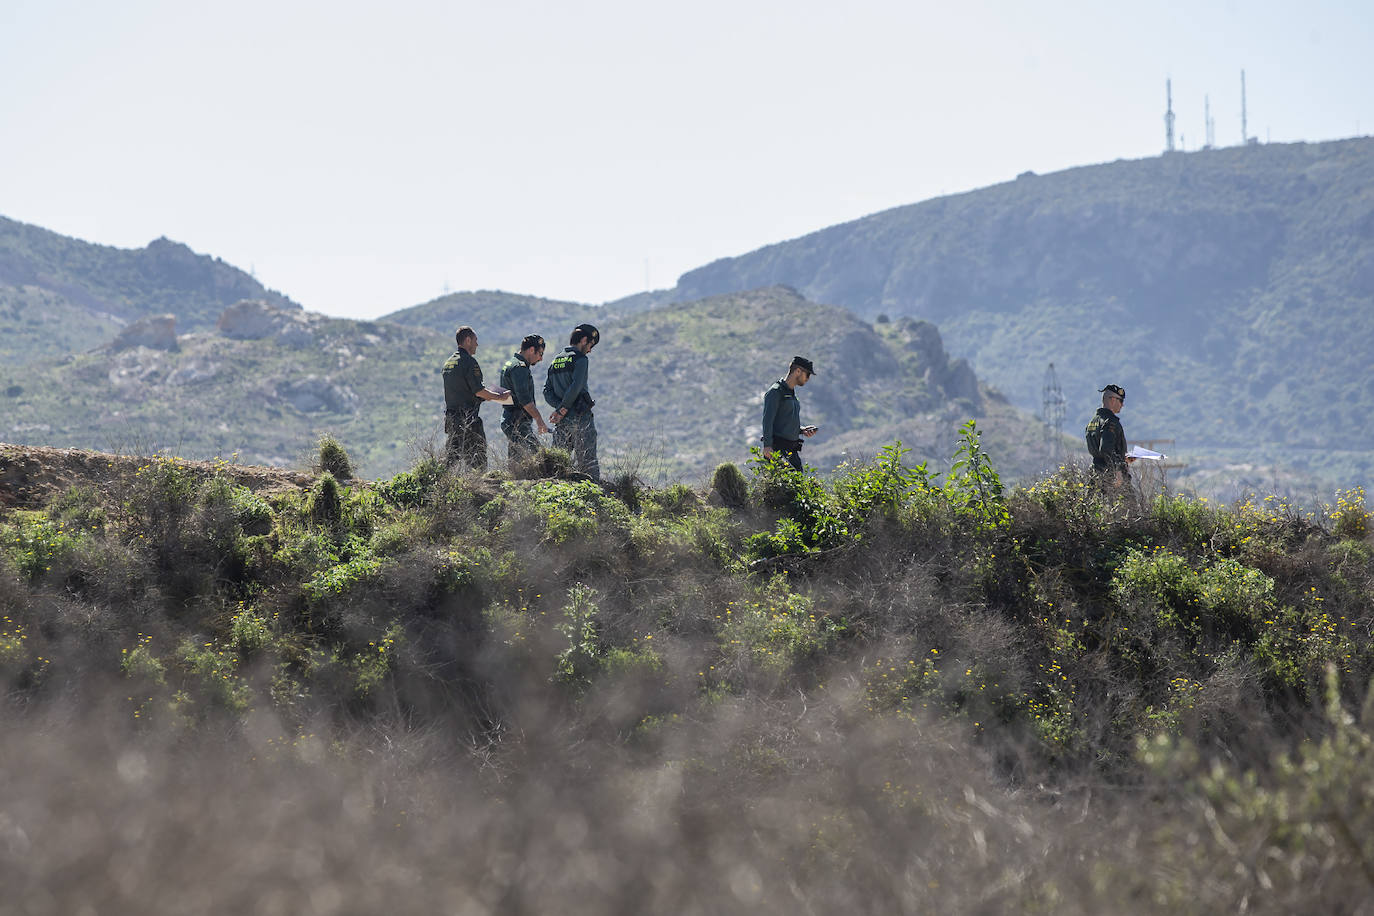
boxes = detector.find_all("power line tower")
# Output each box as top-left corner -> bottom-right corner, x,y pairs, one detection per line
1042,363 -> 1066,464
1164,79 -> 1176,152
1204,94 -> 1216,148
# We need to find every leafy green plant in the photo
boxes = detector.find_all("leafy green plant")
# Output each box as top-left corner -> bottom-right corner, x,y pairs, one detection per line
746,448 -> 850,556
120,633 -> 166,684
377,457 -> 443,508
349,623 -> 401,696
1329,487 -> 1370,540
555,584 -> 601,685
1151,492 -> 1224,547
945,420 -> 1008,530
522,479 -> 630,544
230,605 -> 273,653
833,441 -> 935,526
718,577 -> 840,673
302,552 -> 384,603
177,638 -> 252,712
1112,547 -> 1274,638
2,512 -> 81,580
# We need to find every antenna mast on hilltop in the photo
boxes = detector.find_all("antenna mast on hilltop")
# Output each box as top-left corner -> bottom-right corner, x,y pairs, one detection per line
1164,79 -> 1176,152
1042,363 -> 1066,463
1205,94 -> 1216,148
1241,69 -> 1248,143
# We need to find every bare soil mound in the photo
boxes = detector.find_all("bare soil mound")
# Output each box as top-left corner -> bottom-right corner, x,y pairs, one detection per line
0,442 -> 315,510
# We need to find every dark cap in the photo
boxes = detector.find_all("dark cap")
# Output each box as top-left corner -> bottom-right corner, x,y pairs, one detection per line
790,355 -> 816,376
572,323 -> 600,345
1098,384 -> 1125,400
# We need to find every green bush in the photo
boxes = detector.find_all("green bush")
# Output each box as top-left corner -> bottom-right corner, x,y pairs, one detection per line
120,634 -> 166,684
177,638 -> 252,712
718,576 -> 841,674
48,485 -> 107,533
521,479 -> 630,544
377,458 -> 443,509
747,449 -> 850,554
1329,487 -> 1370,540
1112,547 -> 1275,638
1150,493 -> 1223,547
710,462 -> 749,508
302,553 -> 385,603
316,435 -> 354,480
833,442 -> 935,528
306,473 -> 344,527
230,605 -> 273,653
2,512 -> 82,581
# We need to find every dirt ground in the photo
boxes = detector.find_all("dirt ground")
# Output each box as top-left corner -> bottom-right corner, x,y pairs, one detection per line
0,442 -> 317,510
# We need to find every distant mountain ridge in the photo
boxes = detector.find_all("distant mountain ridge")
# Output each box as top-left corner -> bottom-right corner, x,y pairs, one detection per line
0,215 -> 296,365
644,138 -> 1374,491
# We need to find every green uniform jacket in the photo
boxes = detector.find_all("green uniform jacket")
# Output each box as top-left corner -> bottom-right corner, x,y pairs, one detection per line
761,378 -> 802,447
443,349 -> 484,414
500,352 -> 536,426
543,347 -> 593,413
1085,407 -> 1129,476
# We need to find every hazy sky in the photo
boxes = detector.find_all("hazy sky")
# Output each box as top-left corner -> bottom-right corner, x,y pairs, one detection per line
3,0 -> 1371,319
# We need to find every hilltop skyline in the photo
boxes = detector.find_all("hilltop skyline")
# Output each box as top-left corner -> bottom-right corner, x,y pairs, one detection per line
3,0 -> 1371,319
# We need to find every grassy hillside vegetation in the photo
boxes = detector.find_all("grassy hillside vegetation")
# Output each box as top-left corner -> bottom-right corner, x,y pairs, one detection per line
1,436 -> 1372,912
0,289 -> 1053,484
0,215 -> 296,365
660,138 -> 1374,493
381,288 -> 600,345
0,308 -> 445,475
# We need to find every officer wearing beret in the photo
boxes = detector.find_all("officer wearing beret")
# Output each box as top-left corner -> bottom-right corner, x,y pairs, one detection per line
1085,383 -> 1135,484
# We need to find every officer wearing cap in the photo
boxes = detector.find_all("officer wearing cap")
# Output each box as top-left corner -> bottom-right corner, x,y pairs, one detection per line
500,334 -> 550,465
543,323 -> 601,482
1085,383 -> 1134,482
761,356 -> 818,472
442,325 -> 503,470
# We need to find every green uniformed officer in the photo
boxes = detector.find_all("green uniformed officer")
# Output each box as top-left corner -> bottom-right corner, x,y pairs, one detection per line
1085,383 -> 1135,484
442,325 -> 502,470
499,334 -> 550,465
761,356 -> 818,472
543,323 -> 601,482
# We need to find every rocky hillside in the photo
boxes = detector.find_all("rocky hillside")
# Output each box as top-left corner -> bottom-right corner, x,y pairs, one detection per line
0,215 -> 297,365
642,138 -> 1374,493
0,290 -> 1050,483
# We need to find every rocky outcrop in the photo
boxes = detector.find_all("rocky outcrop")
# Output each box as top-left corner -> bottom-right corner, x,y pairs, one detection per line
895,318 -> 983,410
275,376 -> 357,414
218,300 -> 314,348
110,315 -> 178,352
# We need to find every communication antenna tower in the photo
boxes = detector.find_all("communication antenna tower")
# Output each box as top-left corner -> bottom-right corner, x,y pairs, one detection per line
1042,363 -> 1066,463
1241,69 -> 1248,143
1164,79 -> 1176,152
1205,94 -> 1216,148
